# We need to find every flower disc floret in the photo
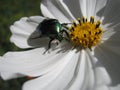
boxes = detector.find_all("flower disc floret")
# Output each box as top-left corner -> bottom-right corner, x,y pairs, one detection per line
69,16 -> 103,49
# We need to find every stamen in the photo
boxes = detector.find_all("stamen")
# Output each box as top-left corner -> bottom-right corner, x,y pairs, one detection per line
71,27 -> 74,31
73,21 -> 77,27
86,18 -> 88,22
84,34 -> 86,38
90,16 -> 94,23
96,21 -> 101,28
82,17 -> 85,23
69,16 -> 103,50
78,18 -> 81,25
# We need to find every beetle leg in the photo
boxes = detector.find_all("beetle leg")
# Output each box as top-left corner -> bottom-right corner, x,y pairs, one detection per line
48,39 -> 54,50
43,38 -> 54,54
61,30 -> 70,41
62,23 -> 72,30
61,30 -> 69,37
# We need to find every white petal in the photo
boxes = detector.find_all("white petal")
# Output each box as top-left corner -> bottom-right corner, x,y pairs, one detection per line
0,42 -> 72,79
101,28 -> 115,42
0,57 -> 24,80
22,49 -> 78,90
10,16 -> 45,48
94,45 -> 120,86
67,49 -> 111,90
79,0 -> 87,17
94,85 -> 109,90
86,0 -> 97,18
67,50 -> 95,90
0,72 -> 24,80
59,0 -> 83,19
40,3 -> 55,19
87,50 -> 111,86
20,49 -> 114,90
95,85 -> 120,90
102,23 -> 120,46
79,0 -> 107,19
94,67 -> 111,86
94,0 -> 107,20
41,0 -> 77,23
102,0 -> 120,26
110,85 -> 120,90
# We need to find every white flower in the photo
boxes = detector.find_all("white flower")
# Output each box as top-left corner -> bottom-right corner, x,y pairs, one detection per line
0,0 -> 120,90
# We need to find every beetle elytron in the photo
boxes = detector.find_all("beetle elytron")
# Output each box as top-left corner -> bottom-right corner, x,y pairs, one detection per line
29,18 -> 70,51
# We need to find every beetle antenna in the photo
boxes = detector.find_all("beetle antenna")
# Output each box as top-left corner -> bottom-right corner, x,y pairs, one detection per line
62,23 -> 72,30
61,23 -> 72,26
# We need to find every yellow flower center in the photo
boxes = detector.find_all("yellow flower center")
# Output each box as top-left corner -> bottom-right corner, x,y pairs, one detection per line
69,16 -> 103,50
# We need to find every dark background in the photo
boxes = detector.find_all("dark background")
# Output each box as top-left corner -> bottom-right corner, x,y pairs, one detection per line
0,0 -> 42,90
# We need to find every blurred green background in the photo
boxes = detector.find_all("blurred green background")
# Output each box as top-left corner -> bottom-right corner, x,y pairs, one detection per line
0,0 -> 42,90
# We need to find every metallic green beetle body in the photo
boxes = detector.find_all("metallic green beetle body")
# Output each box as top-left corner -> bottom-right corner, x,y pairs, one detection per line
38,19 -> 63,41
37,19 -> 69,51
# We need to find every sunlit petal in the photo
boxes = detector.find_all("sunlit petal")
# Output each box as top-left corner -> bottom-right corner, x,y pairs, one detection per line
102,0 -> 120,26
102,24 -> 120,46
79,0 -> 107,19
22,49 -> 79,90
0,42 -> 73,79
94,45 -> 120,86
10,16 -> 45,48
41,0 -> 77,23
